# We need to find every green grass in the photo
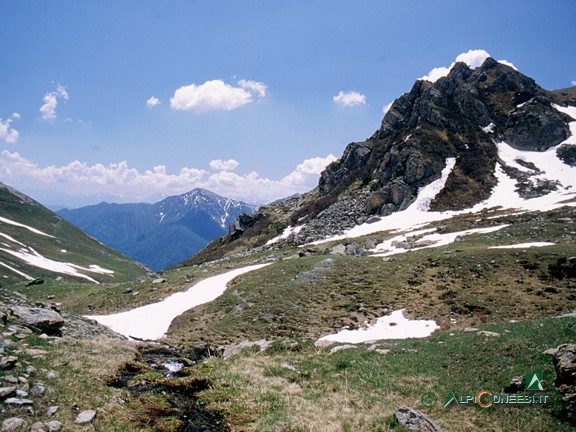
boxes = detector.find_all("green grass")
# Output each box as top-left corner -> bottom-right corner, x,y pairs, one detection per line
189,316 -> 576,431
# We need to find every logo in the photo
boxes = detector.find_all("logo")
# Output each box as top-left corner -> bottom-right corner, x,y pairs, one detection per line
420,392 -> 438,408
443,391 -> 457,409
526,373 -> 544,391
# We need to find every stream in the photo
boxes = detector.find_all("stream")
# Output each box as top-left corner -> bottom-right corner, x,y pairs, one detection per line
108,342 -> 229,432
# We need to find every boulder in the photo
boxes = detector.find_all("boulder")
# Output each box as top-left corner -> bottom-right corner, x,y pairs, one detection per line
75,409 -> 96,424
9,306 -> 64,336
394,406 -> 443,432
0,418 -> 26,432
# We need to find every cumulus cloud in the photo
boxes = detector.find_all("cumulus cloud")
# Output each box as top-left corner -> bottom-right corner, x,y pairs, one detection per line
382,102 -> 393,115
0,151 -> 337,204
40,84 -> 69,121
170,79 -> 267,112
146,96 -> 161,108
419,49 -> 517,83
572,81 -> 576,87
209,159 -> 240,171
238,79 -> 267,98
0,113 -> 20,144
333,90 -> 366,107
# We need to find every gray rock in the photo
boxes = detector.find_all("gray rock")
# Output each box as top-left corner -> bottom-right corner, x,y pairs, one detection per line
4,397 -> 33,406
222,340 -> 271,360
395,406 -> 443,432
0,356 -> 18,370
3,375 -> 18,383
329,344 -> 358,354
0,386 -> 16,398
8,306 -> 64,335
344,242 -> 362,256
152,278 -> 167,285
74,409 -> 96,424
478,331 -> 500,337
330,244 -> 346,256
30,384 -> 46,396
45,421 -> 62,432
29,422 -> 47,432
0,417 -> 26,432
46,406 -> 59,417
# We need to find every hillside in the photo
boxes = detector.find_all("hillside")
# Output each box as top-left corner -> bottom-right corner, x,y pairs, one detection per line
0,182 -> 149,285
57,189 -> 258,271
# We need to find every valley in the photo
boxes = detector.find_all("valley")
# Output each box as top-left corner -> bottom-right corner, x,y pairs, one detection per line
1,54 -> 576,431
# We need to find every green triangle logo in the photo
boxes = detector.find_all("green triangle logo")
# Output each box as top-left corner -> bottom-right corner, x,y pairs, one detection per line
443,391 -> 458,408
526,372 -> 544,391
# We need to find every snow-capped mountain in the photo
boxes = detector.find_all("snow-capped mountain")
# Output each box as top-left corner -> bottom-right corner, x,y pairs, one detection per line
0,182 -> 148,284
57,189 -> 258,271
189,54 -> 576,263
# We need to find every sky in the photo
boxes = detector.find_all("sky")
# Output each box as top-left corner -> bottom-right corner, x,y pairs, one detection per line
1,0 -> 575,209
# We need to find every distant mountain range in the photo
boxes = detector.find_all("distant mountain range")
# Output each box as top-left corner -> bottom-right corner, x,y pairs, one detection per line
57,189 -> 258,271
0,182 -> 148,284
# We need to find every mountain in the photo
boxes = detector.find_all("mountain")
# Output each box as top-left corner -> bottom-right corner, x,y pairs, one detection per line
184,57 -> 576,265
0,182 -> 149,284
57,188 -> 258,271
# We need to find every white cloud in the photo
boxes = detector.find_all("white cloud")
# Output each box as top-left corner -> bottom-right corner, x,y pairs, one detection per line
572,80 -> 576,87
0,113 -> 20,144
40,84 -> 69,122
209,159 -> 240,171
333,90 -> 366,107
146,96 -> 161,108
0,151 -> 337,205
419,49 -> 517,83
497,59 -> 518,71
238,79 -> 267,98
382,102 -> 393,115
170,79 -> 267,112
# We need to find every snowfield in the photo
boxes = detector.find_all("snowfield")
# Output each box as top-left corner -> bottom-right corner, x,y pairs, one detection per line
86,263 -> 271,340
318,309 -> 439,343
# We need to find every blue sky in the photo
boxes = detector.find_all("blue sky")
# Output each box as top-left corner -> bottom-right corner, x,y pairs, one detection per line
1,0 -> 575,208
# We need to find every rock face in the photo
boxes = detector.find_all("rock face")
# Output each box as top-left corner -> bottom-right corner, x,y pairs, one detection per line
550,344 -> 576,418
9,306 -> 64,336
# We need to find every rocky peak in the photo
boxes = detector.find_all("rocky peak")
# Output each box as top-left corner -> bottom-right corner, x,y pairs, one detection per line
318,57 -> 572,218
196,55 -> 576,254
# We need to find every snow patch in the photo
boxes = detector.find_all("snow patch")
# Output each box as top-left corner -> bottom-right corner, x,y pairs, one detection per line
266,225 -> 305,246
0,245 -> 114,283
371,225 -> 509,257
489,242 -> 555,249
318,309 -> 439,343
481,123 -> 495,133
86,263 -> 271,340
0,216 -> 54,237
311,158 -> 456,245
0,260 -> 34,281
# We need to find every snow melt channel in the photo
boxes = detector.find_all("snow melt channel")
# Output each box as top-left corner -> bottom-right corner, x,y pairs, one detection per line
318,309 -> 439,344
86,263 -> 270,340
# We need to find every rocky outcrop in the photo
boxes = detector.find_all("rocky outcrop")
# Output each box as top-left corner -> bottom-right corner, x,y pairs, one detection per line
8,306 -> 64,336
315,57 -> 571,225
549,343 -> 576,419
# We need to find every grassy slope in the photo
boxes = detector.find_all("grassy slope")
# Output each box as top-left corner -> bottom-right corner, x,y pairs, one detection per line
0,187 -> 148,285
166,207 -> 576,347
189,316 -> 576,432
